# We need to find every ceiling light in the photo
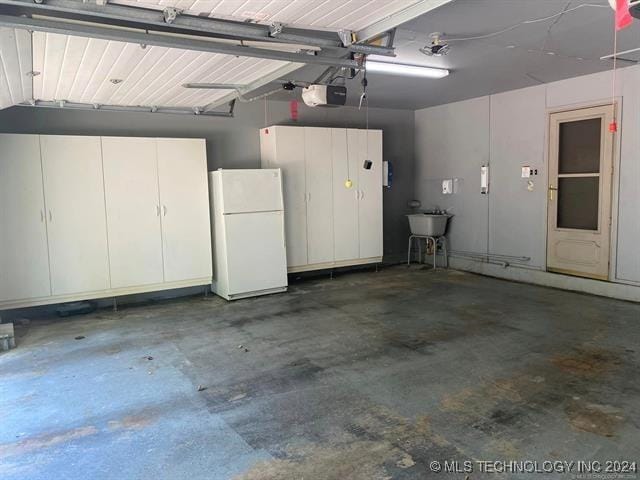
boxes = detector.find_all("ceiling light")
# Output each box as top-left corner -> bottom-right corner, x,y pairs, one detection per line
366,61 -> 449,79
110,78 -> 123,84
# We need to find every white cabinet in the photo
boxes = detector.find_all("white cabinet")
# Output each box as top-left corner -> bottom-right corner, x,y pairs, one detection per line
359,130 -> 383,259
102,137 -> 164,288
0,134 -> 212,310
332,129 -> 359,262
40,135 -> 111,296
0,134 -> 51,302
261,126 -> 383,272
157,138 -> 212,282
305,127 -> 334,265
260,126 -> 308,268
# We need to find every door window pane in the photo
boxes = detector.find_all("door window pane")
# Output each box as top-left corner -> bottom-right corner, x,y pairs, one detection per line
559,118 -> 601,174
557,177 -> 599,230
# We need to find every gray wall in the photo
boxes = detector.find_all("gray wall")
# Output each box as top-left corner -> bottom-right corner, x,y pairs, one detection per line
0,100 -> 415,261
415,66 -> 640,287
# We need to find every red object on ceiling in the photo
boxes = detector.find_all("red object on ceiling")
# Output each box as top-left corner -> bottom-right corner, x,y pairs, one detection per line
289,100 -> 299,121
616,0 -> 633,30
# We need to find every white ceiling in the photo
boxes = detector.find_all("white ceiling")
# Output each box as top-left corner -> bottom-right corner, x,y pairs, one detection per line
329,0 -> 640,109
3,0 -> 635,112
0,28 -> 31,109
0,0 -> 424,111
113,0 -> 417,31
31,32 -> 291,108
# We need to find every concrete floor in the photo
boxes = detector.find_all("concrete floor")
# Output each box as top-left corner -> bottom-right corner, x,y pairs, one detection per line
1,266 -> 639,479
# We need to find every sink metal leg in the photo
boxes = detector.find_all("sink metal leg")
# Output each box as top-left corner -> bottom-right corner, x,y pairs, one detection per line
407,236 -> 413,266
442,237 -> 449,268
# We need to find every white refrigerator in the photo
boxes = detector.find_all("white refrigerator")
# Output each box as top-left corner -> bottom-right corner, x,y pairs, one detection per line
209,169 -> 288,300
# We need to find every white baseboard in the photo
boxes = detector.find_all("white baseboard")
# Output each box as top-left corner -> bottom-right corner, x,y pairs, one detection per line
447,256 -> 640,303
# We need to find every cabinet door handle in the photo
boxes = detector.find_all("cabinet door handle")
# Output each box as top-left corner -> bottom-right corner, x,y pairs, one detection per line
308,192 -> 311,202
360,190 -> 365,200
40,210 -> 44,222
48,210 -> 52,222
156,205 -> 161,216
162,205 -> 167,216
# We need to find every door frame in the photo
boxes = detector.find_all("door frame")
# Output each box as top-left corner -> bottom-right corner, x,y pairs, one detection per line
544,100 -> 619,281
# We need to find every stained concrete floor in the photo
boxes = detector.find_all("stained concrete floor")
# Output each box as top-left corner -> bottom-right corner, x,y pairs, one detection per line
1,266 -> 639,480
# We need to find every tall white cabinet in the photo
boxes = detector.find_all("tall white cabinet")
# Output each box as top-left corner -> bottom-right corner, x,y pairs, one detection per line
41,136 -> 111,296
0,134 -> 212,310
102,137 -> 164,289
260,126 -> 383,272
0,134 -> 51,302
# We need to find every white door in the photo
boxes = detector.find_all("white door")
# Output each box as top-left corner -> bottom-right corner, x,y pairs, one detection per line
224,211 -> 288,295
305,127 -> 334,265
547,105 -> 614,280
40,135 -> 110,295
102,137 -> 164,288
358,130 -> 383,259
0,134 -> 51,302
219,169 -> 283,214
332,129 -> 360,262
273,127 -> 308,268
157,138 -> 212,282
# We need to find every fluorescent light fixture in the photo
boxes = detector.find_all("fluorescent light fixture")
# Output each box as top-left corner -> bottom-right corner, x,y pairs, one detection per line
366,61 -> 449,79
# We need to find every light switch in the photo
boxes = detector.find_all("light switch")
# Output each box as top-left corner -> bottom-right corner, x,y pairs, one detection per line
442,179 -> 453,195
521,166 -> 531,178
480,165 -> 489,194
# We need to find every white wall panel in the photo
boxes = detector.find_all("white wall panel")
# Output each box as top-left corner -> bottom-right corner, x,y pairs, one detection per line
414,97 -> 490,254
616,66 -> 640,283
489,85 -> 547,268
415,66 -> 640,286
0,28 -> 32,109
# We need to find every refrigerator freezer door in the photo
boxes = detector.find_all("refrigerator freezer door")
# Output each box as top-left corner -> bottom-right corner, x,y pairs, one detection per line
220,169 -> 284,214
224,210 -> 288,295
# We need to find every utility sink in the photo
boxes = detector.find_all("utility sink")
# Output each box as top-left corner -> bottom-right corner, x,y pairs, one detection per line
407,213 -> 449,236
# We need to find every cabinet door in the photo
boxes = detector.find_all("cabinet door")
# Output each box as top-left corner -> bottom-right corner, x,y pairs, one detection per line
40,136 -> 110,295
272,127 -> 308,267
304,127 -> 334,265
157,138 -> 212,282
102,137 -> 164,288
358,130 -> 383,259
0,134 -> 51,302
332,129 -> 359,262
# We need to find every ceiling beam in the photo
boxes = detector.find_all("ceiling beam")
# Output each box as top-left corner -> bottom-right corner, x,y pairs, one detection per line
0,14 -> 361,68
21,99 -> 236,116
355,0 -> 454,42
201,61 -> 302,112
0,0 -> 394,56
